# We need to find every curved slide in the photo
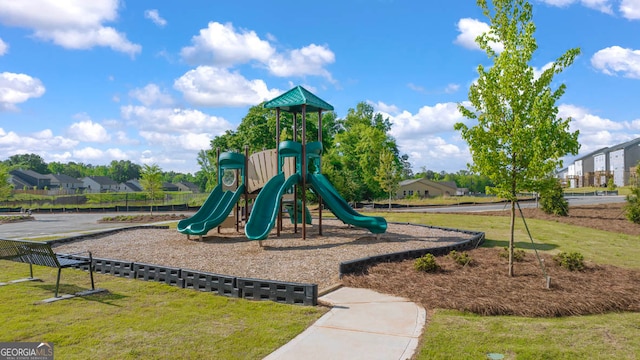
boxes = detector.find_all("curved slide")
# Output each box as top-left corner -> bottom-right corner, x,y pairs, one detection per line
177,183 -> 245,236
245,172 -> 301,240
308,173 -> 387,234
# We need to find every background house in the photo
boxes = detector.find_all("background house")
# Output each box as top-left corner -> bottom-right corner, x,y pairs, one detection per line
9,169 -> 51,190
175,181 -> 200,193
396,178 -> 458,199
563,137 -> 640,188
82,176 -> 120,193
46,173 -> 83,194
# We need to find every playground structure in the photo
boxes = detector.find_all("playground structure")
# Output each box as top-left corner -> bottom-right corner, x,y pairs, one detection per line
178,86 -> 387,241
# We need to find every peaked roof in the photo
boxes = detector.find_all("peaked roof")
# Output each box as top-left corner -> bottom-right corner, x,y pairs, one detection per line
609,137 -> 640,151
84,176 -> 119,185
263,85 -> 334,113
46,173 -> 83,184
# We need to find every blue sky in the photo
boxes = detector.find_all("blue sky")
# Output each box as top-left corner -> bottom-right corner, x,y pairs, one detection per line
0,0 -> 639,175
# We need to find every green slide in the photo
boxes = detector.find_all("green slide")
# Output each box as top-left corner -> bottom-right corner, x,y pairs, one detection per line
178,151 -> 245,237
308,173 -> 387,234
177,183 -> 245,236
245,172 -> 301,240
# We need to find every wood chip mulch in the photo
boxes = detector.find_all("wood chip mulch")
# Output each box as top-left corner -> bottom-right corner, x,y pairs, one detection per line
342,247 -> 640,317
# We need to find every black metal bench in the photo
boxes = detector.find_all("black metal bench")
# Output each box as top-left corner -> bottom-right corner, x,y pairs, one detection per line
0,239 -> 95,298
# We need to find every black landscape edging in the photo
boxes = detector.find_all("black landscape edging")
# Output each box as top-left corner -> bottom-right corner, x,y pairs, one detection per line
53,227 -> 317,306
339,223 -> 485,276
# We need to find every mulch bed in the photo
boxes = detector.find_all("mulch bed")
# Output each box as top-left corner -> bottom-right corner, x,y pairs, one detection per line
342,247 -> 640,317
98,214 -> 188,223
343,202 -> 640,317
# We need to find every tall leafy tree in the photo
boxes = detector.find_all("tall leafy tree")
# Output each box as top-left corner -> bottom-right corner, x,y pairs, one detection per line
140,164 -> 164,214
324,102 -> 403,202
5,153 -> 49,173
108,160 -> 141,183
455,0 -> 580,276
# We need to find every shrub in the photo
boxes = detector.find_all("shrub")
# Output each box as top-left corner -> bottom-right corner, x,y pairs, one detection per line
414,253 -> 440,273
539,179 -> 568,216
448,250 -> 473,266
625,187 -> 640,224
498,247 -> 526,262
553,251 -> 585,271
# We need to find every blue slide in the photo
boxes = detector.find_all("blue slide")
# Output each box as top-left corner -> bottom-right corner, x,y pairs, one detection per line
245,172 -> 301,240
308,173 -> 387,234
177,183 -> 245,236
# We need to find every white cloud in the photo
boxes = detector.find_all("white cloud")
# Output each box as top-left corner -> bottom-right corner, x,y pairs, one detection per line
558,104 -> 639,156
129,84 -> 173,106
591,46 -> 640,79
174,66 -> 281,107
380,102 -> 466,138
370,101 -> 472,172
120,105 -> 232,135
67,118 -> 111,142
0,72 -> 45,111
0,0 -> 140,56
454,18 -> 503,53
444,83 -> 460,94
538,0 -> 614,13
0,38 -> 7,56
0,128 -> 78,157
620,0 -> 640,19
267,44 -> 335,80
144,9 -> 166,27
181,22 -> 275,66
180,22 -> 335,80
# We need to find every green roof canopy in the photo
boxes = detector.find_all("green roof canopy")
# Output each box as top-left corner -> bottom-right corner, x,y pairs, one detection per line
264,85 -> 334,113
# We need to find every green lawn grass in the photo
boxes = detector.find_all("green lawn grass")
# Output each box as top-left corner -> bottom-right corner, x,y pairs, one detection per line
0,265 -> 325,359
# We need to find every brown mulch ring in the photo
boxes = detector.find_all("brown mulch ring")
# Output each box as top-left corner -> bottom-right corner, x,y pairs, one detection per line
98,214 -> 188,223
343,202 -> 640,317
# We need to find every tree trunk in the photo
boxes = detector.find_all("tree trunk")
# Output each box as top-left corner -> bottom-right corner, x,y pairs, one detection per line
388,193 -> 392,209
509,199 -> 515,276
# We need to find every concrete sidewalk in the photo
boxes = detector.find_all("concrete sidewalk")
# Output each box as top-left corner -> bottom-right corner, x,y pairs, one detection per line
264,287 -> 426,360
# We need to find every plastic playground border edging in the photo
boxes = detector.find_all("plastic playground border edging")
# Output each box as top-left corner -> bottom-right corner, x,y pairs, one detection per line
338,222 -> 485,277
47,224 -> 484,307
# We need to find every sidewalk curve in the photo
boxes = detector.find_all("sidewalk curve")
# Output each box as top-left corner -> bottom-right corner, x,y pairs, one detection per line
264,287 -> 426,360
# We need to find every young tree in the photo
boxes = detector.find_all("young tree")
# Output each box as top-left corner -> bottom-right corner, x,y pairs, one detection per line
140,164 -> 163,214
455,0 -> 580,276
0,163 -> 13,200
375,150 -> 401,209
196,149 -> 217,192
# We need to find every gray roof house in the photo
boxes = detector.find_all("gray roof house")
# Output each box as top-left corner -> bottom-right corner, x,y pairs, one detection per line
608,137 -> 640,186
46,173 -> 84,193
82,176 -> 120,193
175,181 -> 200,193
123,180 -> 143,192
9,169 -> 51,190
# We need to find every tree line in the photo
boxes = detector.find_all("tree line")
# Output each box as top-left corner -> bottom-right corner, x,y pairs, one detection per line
1,154 -> 204,190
